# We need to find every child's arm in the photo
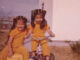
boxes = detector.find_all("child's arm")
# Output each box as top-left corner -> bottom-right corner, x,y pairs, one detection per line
47,29 -> 55,37
24,24 -> 33,39
8,36 -> 14,57
24,30 -> 32,39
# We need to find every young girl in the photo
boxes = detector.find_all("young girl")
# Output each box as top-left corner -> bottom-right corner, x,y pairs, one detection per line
28,9 -> 55,60
0,16 -> 29,60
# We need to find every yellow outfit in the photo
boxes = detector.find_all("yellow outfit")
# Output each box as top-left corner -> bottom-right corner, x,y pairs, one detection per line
0,28 -> 29,60
29,23 -> 50,56
7,53 -> 23,60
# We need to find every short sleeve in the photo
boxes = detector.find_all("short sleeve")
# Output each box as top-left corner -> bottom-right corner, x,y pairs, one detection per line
9,30 -> 15,37
46,24 -> 50,30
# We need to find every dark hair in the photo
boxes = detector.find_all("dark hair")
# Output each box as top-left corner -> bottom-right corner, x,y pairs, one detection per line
11,16 -> 27,30
31,9 -> 47,29
6,16 -> 28,44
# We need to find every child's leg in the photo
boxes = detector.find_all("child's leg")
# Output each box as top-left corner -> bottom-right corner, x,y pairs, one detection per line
0,46 -> 8,60
13,46 -> 29,60
41,40 -> 50,60
31,40 -> 38,56
46,56 -> 50,60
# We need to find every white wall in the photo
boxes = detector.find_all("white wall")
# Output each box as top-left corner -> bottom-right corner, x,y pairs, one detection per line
53,0 -> 80,41
40,0 -> 80,41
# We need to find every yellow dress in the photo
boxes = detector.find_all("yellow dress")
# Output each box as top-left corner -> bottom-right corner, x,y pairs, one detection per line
0,28 -> 29,60
29,23 -> 50,56
7,53 -> 23,60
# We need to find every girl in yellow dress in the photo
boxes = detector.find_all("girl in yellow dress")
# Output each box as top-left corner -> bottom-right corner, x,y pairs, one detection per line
28,9 -> 55,60
0,16 -> 29,60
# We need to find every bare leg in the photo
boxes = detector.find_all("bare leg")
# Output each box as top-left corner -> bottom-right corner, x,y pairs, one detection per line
46,56 -> 50,60
32,52 -> 36,56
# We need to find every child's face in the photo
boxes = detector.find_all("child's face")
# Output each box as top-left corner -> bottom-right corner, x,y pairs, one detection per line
16,20 -> 25,31
35,14 -> 43,23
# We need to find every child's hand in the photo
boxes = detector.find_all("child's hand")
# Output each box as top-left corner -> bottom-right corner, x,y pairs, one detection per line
24,35 -> 27,39
47,29 -> 55,37
23,35 -> 28,40
50,34 -> 55,37
8,51 -> 14,57
24,30 -> 32,39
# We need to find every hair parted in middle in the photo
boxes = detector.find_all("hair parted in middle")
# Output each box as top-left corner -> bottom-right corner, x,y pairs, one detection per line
31,9 -> 47,29
11,16 -> 27,30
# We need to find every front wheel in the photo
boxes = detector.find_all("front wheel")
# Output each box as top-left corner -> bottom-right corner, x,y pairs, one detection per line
30,53 -> 55,60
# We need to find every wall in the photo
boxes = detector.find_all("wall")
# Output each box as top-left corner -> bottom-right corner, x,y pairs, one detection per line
40,0 -> 80,41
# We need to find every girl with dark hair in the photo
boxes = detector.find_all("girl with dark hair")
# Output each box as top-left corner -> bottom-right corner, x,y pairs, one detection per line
28,9 -> 55,60
0,16 -> 29,60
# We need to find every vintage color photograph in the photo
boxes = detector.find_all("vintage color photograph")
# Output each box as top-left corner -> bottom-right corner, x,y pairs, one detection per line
0,0 -> 80,60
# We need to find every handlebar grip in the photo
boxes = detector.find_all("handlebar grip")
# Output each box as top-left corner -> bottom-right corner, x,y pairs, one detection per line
32,36 -> 51,40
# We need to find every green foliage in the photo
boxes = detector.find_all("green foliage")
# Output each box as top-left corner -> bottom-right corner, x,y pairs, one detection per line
70,41 -> 80,55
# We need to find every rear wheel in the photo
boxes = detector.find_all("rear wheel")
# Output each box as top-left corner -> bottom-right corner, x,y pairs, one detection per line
50,53 -> 55,60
